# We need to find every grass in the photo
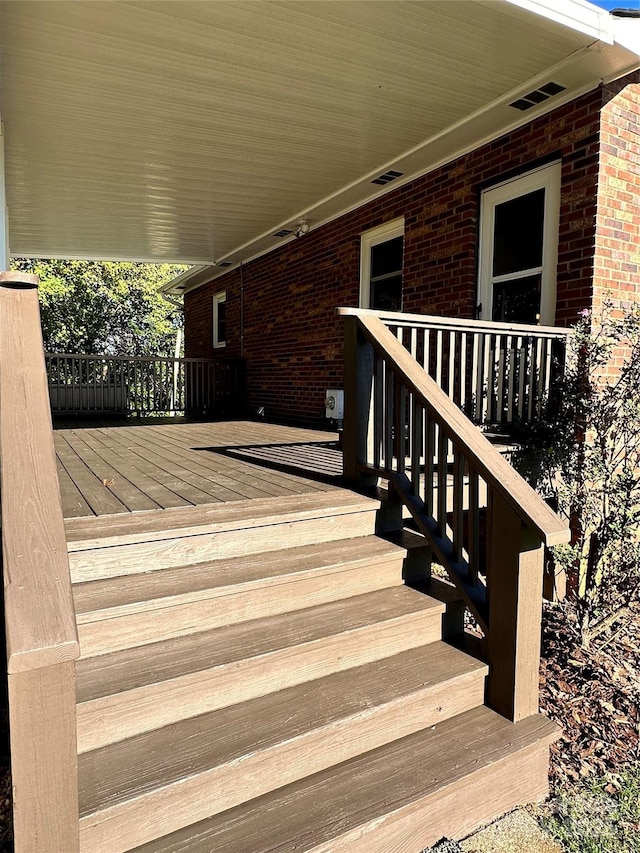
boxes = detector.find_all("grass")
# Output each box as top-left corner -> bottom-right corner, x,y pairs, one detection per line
535,763 -> 640,853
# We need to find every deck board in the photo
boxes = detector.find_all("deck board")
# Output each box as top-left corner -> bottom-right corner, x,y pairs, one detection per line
106,427 -> 299,500
55,420 -> 343,519
137,426 -> 336,496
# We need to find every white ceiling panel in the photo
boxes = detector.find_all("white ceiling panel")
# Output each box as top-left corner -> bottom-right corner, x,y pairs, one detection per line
0,1 -> 636,264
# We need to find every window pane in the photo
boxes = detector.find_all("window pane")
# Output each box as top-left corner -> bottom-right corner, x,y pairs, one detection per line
492,275 -> 541,324
493,188 -> 545,277
217,300 -> 226,343
371,236 -> 403,279
371,274 -> 402,311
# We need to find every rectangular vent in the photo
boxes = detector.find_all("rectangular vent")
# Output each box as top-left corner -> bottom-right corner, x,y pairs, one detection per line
273,229 -> 294,238
509,81 -> 566,111
539,81 -> 566,96
217,261 -> 233,268
371,169 -> 404,186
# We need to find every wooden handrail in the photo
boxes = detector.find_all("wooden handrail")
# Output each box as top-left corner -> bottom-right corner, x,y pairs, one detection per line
339,307 -> 568,427
343,312 -> 571,722
357,314 -> 568,546
1,272 -> 80,851
338,306 -> 571,339
0,274 -> 79,670
45,353 -> 218,363
45,353 -> 244,416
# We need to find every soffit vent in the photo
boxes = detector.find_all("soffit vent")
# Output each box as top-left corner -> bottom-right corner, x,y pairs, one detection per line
371,169 -> 404,186
273,228 -> 294,238
175,285 -> 186,290
217,261 -> 233,268
509,81 -> 566,111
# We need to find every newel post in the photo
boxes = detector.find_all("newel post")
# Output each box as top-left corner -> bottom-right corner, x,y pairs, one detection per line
342,315 -> 377,487
485,491 -> 544,723
0,272 -> 80,852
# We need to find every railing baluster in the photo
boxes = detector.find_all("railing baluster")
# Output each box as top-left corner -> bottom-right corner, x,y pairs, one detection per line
460,332 -> 467,413
395,380 -> 405,475
424,413 -> 435,517
452,450 -> 464,562
518,338 -> 526,420
506,335 -> 516,422
447,331 -> 456,399
471,332 -> 480,422
373,351 -> 383,470
423,328 -> 431,375
528,338 -> 539,420
411,397 -> 423,499
437,425 -> 448,537
541,338 -> 552,417
435,329 -> 443,387
496,335 -> 506,422
482,333 -> 491,423
468,469 -> 480,585
384,363 -> 394,469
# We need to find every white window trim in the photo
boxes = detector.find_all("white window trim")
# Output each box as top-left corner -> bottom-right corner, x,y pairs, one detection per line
213,290 -> 226,349
359,217 -> 405,309
478,161 -> 561,326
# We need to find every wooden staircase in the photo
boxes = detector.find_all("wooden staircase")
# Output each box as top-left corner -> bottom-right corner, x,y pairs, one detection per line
1,276 -> 568,853
66,491 -> 558,853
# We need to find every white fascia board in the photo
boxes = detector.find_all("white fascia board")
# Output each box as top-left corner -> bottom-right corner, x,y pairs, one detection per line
504,0 -> 614,43
160,264 -> 216,295
14,250 -> 214,265
612,17 -> 640,57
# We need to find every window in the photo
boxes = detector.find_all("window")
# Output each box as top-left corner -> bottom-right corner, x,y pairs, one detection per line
359,218 -> 404,311
213,291 -> 226,348
478,162 -> 560,325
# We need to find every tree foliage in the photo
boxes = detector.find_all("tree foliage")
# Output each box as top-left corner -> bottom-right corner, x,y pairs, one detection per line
515,304 -> 640,648
12,259 -> 187,356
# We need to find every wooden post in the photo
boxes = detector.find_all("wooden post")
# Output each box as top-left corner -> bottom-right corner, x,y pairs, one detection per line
0,272 -> 80,852
486,491 -> 544,723
342,316 -> 377,487
8,663 -> 79,852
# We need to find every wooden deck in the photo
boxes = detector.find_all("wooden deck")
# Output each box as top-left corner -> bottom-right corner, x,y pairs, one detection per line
54,419 -> 343,519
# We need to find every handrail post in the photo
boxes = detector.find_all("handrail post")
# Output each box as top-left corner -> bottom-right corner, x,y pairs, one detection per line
0,272 -> 80,852
343,315 -> 377,487
485,491 -> 544,722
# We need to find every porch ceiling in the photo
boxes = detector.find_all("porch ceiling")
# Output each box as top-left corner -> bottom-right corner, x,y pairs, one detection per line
0,1 -> 637,268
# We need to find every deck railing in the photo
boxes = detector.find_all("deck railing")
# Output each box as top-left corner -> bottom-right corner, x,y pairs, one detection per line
0,273 -> 80,851
342,310 -> 570,722
340,308 -> 569,426
45,353 -> 244,416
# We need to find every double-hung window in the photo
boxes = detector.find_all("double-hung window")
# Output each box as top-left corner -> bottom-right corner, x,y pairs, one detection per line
213,291 -> 226,348
359,218 -> 404,311
478,162 -> 561,325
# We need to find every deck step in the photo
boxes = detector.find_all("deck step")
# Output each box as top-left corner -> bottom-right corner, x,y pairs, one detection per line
78,643 -> 488,853
66,491 -> 381,582
76,585 -> 451,753
125,706 -> 559,853
73,533 -> 429,657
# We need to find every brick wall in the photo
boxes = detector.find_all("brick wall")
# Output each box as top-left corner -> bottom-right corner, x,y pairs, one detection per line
592,73 -> 640,355
186,81 -> 623,426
